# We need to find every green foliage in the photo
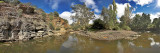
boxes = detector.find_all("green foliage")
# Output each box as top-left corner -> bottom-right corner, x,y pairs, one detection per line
91,19 -> 105,30
11,0 -> 20,5
49,23 -> 54,30
71,4 -> 95,30
0,0 -> 9,3
71,23 -> 81,31
23,2 -> 31,6
130,13 -> 151,30
1,0 -> 20,5
101,7 -> 110,29
0,1 -> 4,3
101,4 -> 119,30
17,9 -> 23,18
41,12 -> 46,21
41,12 -> 46,18
120,24 -> 131,30
56,28 -> 60,31
119,4 -> 132,30
148,24 -> 154,29
49,12 -> 54,21
112,0 -> 118,24
113,26 -> 121,30
63,18 -> 68,23
152,17 -> 160,30
120,15 -> 131,30
53,11 -> 59,17
112,0 -> 117,14
49,16 -> 53,21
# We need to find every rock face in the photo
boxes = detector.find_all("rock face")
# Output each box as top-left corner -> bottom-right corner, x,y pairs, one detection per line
0,3 -> 52,41
50,17 -> 70,29
19,4 -> 35,14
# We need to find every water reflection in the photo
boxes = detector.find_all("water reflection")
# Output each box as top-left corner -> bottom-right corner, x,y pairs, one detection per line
0,33 -> 160,53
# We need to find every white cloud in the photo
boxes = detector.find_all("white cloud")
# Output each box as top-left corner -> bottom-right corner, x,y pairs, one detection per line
80,0 -> 100,13
147,6 -> 150,7
81,0 -> 96,9
45,0 -> 60,9
52,2 -> 58,9
60,11 -> 100,24
131,12 -> 160,22
128,0 -> 132,1
71,2 -> 75,6
60,11 -> 75,24
89,14 -> 100,24
130,0 -> 153,6
117,18 -> 121,23
150,12 -> 160,22
133,8 -> 136,11
130,12 -> 143,18
94,9 -> 100,13
157,0 -> 160,7
116,3 -> 131,18
136,12 -> 143,15
131,13 -> 136,19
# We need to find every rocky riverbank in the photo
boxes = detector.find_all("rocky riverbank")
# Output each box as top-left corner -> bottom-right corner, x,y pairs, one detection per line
0,3 -> 54,42
74,30 -> 140,40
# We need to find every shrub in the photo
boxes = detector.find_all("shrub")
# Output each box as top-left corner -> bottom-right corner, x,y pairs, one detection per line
56,28 -> 60,31
49,23 -> 54,30
120,25 -> 131,30
91,19 -> 105,30
41,12 -> 46,20
0,1 -> 4,3
53,11 -> 59,17
70,23 -> 81,31
1,0 -> 20,5
72,25 -> 81,31
11,0 -> 20,5
113,26 -> 121,30
49,15 -> 53,21
49,12 -> 54,21
17,9 -> 23,17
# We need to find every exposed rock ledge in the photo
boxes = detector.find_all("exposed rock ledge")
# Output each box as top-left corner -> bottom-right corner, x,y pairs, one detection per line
0,3 -> 54,42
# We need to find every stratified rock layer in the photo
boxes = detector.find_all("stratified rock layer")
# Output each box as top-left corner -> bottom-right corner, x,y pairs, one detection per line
0,3 -> 53,41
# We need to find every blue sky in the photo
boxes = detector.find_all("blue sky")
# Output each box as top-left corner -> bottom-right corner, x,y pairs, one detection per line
19,0 -> 160,24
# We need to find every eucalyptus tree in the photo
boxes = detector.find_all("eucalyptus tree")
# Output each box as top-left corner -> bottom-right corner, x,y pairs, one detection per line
71,4 -> 95,29
112,0 -> 118,24
130,13 -> 151,30
130,14 -> 141,30
120,4 -> 132,30
100,0 -> 119,30
152,17 -> 160,31
101,7 -> 110,29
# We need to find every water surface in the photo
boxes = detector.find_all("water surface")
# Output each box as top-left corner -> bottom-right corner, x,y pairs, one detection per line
0,33 -> 160,53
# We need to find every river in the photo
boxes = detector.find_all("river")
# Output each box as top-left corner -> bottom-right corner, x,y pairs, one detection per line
0,33 -> 160,53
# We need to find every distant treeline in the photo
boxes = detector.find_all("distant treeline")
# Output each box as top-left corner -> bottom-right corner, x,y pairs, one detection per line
70,0 -> 160,32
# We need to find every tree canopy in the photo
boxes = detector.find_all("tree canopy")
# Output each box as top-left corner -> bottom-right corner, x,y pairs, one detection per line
71,4 -> 95,29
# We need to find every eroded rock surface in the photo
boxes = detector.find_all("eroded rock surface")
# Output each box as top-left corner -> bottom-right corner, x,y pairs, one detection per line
0,3 -> 53,41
